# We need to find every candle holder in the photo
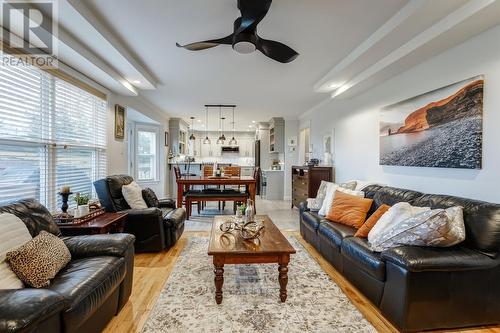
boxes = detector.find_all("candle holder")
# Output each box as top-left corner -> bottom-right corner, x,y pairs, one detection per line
55,191 -> 74,223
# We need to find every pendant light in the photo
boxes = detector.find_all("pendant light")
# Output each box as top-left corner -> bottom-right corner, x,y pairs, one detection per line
221,117 -> 226,141
189,116 -> 196,140
203,106 -> 211,144
229,106 -> 237,146
216,106 -> 225,144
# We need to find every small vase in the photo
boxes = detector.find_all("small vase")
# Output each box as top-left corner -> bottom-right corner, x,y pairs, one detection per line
78,204 -> 89,217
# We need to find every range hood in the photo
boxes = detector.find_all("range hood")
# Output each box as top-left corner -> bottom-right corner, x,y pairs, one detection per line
221,146 -> 239,153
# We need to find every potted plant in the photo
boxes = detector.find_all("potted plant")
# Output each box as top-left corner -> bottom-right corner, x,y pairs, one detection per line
74,193 -> 90,217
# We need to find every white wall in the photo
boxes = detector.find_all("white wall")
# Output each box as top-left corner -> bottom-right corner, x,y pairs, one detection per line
107,94 -> 170,196
300,25 -> 500,203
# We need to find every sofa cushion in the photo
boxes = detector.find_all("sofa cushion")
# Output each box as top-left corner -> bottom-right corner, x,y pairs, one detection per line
7,231 -> 71,288
381,245 -> 500,272
368,205 -> 466,252
0,199 -> 61,237
355,204 -> 390,238
342,237 -> 386,281
302,211 -> 323,231
142,188 -> 160,208
318,221 -> 357,247
121,181 -> 148,209
106,175 -> 134,211
413,194 -> 500,257
326,191 -> 373,228
371,186 -> 423,215
0,213 -> 32,289
48,256 -> 125,329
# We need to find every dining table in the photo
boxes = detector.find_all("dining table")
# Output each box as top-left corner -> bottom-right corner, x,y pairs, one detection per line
176,175 -> 257,211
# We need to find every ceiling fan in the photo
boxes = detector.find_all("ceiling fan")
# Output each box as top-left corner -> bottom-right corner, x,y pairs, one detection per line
176,0 -> 299,63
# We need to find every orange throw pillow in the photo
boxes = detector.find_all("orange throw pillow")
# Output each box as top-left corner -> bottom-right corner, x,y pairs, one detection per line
326,191 -> 373,229
355,204 -> 390,238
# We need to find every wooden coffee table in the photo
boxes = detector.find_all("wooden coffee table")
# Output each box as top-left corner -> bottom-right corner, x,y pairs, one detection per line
208,215 -> 296,304
58,212 -> 128,236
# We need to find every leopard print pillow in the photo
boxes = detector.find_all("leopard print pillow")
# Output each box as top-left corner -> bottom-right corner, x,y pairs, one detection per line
6,231 -> 71,288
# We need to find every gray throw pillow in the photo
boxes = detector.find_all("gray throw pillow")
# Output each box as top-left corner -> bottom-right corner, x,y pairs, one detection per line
369,205 -> 465,252
307,181 -> 331,211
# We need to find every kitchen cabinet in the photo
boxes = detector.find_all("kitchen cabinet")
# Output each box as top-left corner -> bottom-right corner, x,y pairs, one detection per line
239,138 -> 254,157
269,117 -> 285,153
199,140 -> 222,157
189,138 -> 201,157
212,142 -> 222,157
169,118 -> 189,155
263,170 -> 284,200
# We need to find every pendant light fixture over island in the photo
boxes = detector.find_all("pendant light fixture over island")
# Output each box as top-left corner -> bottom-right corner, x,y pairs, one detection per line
203,106 -> 211,144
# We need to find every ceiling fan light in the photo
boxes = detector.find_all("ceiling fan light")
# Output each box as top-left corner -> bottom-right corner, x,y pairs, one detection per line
233,41 -> 256,54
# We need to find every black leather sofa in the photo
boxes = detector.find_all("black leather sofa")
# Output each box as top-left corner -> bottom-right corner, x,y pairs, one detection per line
94,175 -> 186,252
300,185 -> 500,332
0,199 -> 135,333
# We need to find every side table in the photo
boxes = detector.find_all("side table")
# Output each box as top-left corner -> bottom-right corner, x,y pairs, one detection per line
58,212 -> 128,236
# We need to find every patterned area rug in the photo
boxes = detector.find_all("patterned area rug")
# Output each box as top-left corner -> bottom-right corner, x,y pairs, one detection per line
142,237 -> 375,333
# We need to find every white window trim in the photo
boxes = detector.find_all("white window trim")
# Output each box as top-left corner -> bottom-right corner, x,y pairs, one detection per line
134,123 -> 160,183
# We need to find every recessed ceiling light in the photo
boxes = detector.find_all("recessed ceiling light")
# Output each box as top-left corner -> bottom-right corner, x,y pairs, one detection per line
197,119 -> 201,122
252,120 -> 256,123
248,125 -> 254,128
132,80 -> 141,84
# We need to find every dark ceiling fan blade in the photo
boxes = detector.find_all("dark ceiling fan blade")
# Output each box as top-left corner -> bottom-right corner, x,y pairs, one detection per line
256,38 -> 299,63
235,0 -> 272,35
176,34 -> 233,51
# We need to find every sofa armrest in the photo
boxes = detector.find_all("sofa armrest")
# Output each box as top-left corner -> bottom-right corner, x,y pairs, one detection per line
123,207 -> 162,221
62,233 -> 135,259
0,289 -> 67,332
299,201 -> 310,214
158,198 -> 176,209
164,207 -> 186,227
381,246 -> 500,272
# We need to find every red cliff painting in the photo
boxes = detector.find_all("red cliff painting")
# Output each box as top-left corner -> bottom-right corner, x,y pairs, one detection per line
380,76 -> 483,169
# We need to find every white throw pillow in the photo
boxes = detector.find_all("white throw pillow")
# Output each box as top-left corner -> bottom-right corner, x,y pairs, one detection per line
368,203 -> 466,252
368,202 -> 430,241
122,181 -> 148,209
0,213 -> 32,289
318,184 -> 365,216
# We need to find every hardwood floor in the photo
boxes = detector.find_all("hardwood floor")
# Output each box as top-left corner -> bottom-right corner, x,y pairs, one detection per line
104,231 -> 500,333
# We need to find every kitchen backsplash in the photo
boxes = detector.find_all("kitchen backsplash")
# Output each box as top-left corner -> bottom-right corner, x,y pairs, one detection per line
196,155 -> 255,166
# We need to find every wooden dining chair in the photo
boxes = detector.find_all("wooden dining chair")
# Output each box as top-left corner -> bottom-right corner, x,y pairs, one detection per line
202,164 -> 222,210
174,166 -> 201,215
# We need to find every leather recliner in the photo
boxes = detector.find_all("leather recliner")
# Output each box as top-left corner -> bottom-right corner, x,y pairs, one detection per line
299,185 -> 500,332
94,175 -> 186,252
0,199 -> 135,333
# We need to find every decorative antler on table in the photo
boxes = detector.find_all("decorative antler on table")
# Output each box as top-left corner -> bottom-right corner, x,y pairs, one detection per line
220,219 -> 264,240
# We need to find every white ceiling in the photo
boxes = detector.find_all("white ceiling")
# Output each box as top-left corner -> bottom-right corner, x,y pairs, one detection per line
11,0 -> 500,130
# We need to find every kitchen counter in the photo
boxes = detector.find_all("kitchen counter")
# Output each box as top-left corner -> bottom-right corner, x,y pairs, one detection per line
263,169 -> 284,172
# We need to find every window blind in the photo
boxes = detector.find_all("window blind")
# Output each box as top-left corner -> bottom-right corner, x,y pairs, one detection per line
0,53 -> 107,211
